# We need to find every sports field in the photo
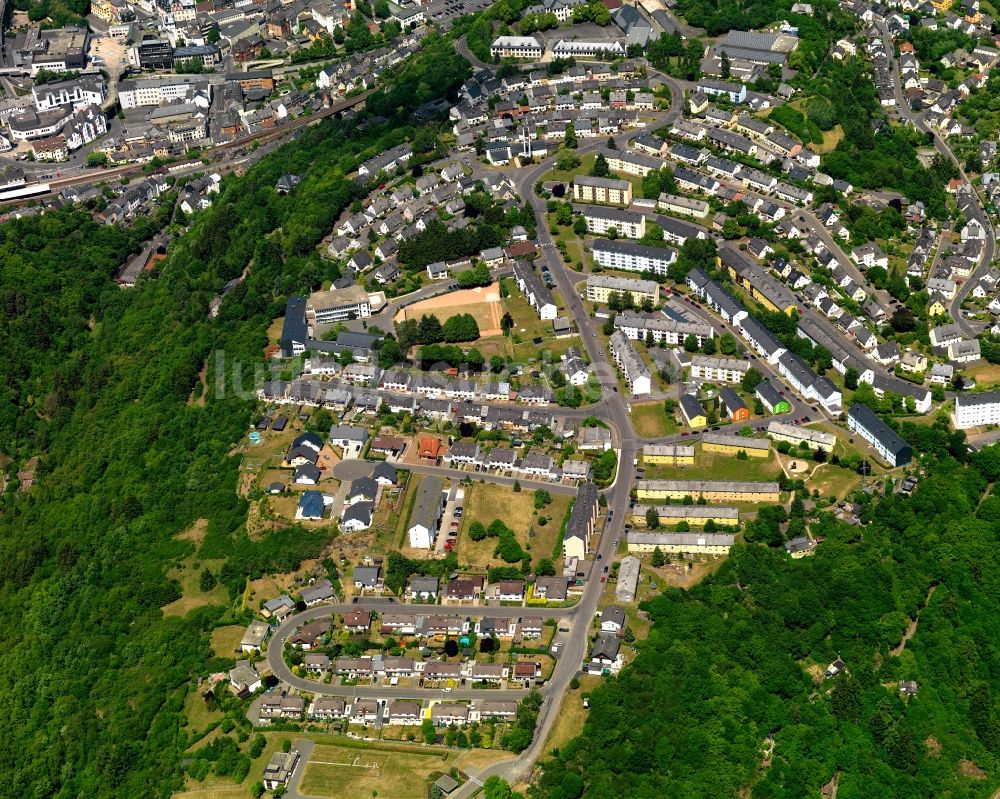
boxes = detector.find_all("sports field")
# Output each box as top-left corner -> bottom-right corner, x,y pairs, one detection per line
395,283 -> 503,336
298,743 -> 454,798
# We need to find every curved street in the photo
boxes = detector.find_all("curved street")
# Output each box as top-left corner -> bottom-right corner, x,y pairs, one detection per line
261,65 -> 813,796
878,21 -> 996,335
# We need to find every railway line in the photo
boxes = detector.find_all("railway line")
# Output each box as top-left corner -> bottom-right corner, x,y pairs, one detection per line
0,88 -> 374,207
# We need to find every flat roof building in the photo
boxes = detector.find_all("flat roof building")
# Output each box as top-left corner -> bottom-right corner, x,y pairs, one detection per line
307,285 -> 373,322
631,505 -> 740,526
702,432 -> 770,457
586,274 -> 659,306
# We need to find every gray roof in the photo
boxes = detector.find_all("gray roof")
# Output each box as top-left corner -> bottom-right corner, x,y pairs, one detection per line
565,482 -> 598,542
409,476 -> 446,532
353,564 -> 380,585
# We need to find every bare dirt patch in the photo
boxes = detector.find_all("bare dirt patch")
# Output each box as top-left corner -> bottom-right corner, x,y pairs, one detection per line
925,736 -> 941,758
960,759 -> 986,780
177,518 -> 210,548
395,282 -> 504,336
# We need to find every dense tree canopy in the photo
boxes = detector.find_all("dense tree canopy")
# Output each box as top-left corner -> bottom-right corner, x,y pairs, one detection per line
0,35 -> 469,798
531,450 -> 1000,799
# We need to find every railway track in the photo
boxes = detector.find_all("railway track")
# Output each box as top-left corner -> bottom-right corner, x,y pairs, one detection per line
0,88 -> 373,208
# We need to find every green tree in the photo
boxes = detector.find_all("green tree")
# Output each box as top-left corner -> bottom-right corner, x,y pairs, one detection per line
741,368 -> 763,393
422,718 -> 437,744
556,149 -> 581,171
564,123 -> 577,149
591,153 -> 610,177
199,569 -> 216,592
646,506 -> 660,529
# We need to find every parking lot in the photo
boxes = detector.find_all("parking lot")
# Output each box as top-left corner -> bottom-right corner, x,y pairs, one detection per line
425,0 -> 493,29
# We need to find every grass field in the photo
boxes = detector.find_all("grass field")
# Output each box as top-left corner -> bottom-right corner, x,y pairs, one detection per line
183,686 -> 226,734
163,554 -> 230,617
813,124 -> 844,154
209,625 -> 246,659
457,482 -> 572,568
805,463 -> 861,502
643,446 -> 780,482
299,743 -> 456,799
630,401 -> 676,438
172,781 -> 245,799
499,278 -> 584,363
542,674 -> 602,754
967,361 -> 1000,387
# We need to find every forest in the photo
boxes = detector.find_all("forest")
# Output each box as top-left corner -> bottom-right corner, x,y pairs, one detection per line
531,446 -> 1000,799
0,34 -> 469,798
808,58 -> 953,218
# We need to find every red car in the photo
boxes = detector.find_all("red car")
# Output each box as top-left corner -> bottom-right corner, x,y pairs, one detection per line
600,576 -> 606,583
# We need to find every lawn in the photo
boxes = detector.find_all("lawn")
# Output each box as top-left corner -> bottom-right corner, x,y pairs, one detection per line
396,472 -> 424,550
813,124 -> 844,154
542,674 -> 602,754
457,482 -> 571,568
368,478 -> 409,555
643,447 -> 781,482
967,361 -> 1000,388
499,279 -> 585,364
805,463 -> 861,502
171,782 -> 245,799
183,686 -> 225,734
209,625 -> 247,659
299,743 -> 456,799
630,401 -> 676,438
543,151 -> 598,185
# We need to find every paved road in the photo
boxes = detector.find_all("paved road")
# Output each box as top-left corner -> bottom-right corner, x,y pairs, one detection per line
455,35 -> 489,71
878,21 -> 996,335
285,738 -> 315,799
266,603 -> 547,699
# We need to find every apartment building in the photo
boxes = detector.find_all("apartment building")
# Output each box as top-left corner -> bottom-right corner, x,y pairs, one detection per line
690,355 -> 750,383
847,403 -> 912,467
586,274 -> 659,306
635,479 -> 781,502
572,175 -> 633,205
626,531 -> 736,555
591,238 -> 677,276
609,331 -> 652,395
576,204 -> 645,238
642,443 -> 695,466
766,420 -> 835,452
954,391 -> 1000,428
614,310 -> 712,346
629,505 -> 739,527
